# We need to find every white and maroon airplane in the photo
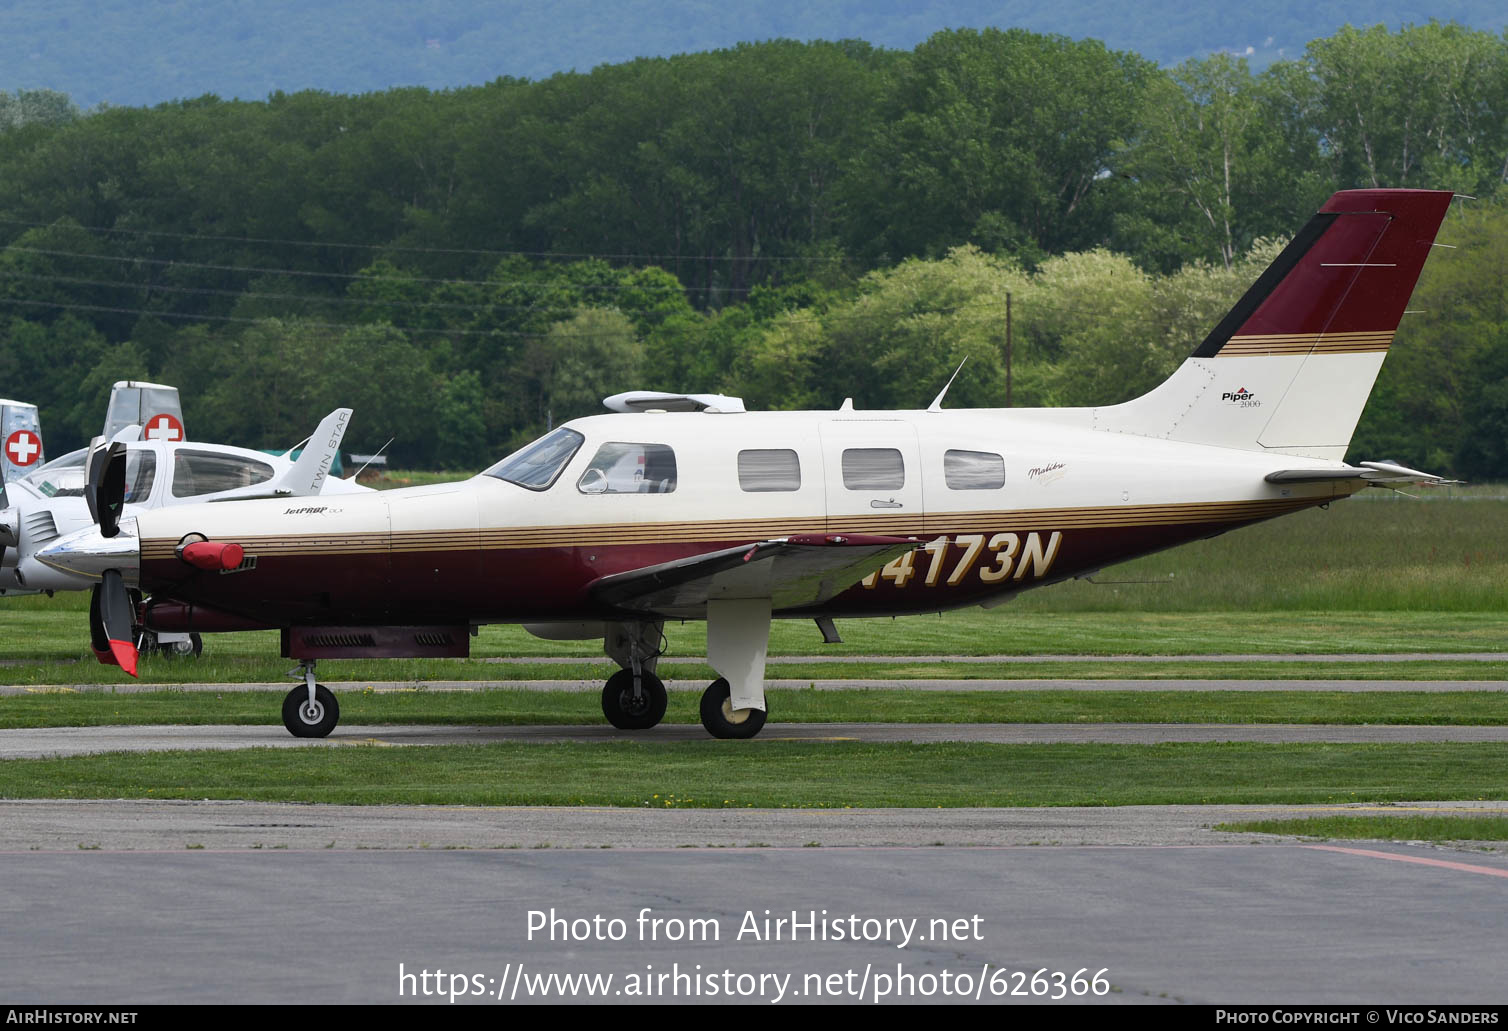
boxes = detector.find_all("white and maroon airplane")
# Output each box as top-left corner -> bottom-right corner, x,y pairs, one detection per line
37,188 -> 1455,740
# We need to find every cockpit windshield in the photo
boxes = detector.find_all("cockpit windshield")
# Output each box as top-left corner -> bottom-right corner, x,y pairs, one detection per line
21,448 -> 88,496
482,427 -> 585,491
21,447 -> 157,502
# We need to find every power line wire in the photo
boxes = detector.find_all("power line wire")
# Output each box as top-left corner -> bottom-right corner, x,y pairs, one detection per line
0,215 -> 849,263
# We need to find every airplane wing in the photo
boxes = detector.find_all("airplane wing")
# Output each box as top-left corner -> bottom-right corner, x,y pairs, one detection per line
589,533 -> 920,619
1264,461 -> 1455,485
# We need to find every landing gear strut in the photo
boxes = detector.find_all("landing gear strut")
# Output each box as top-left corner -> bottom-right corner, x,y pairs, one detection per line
282,659 -> 339,738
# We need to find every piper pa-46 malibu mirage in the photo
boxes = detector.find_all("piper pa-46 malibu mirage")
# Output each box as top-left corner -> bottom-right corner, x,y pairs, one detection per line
37,188 -> 1456,739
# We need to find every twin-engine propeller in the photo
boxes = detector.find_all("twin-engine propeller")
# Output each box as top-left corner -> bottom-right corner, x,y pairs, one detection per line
82,439 -> 136,676
47,439 -> 251,677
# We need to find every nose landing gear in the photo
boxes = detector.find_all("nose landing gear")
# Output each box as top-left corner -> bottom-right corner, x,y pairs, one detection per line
281,659 -> 339,738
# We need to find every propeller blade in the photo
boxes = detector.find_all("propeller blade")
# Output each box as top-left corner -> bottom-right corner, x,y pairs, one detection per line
85,441 -> 128,538
88,569 -> 138,677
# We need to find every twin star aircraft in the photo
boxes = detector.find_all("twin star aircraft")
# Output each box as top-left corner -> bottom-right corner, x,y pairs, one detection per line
37,188 -> 1456,740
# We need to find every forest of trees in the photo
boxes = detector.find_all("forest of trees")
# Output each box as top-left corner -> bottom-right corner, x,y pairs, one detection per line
2,23 -> 1507,475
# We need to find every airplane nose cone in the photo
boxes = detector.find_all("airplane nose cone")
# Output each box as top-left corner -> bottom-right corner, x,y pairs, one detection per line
35,517 -> 140,585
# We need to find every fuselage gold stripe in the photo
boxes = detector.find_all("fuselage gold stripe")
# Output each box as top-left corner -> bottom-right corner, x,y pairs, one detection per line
1219,331 -> 1394,356
140,496 -> 1321,561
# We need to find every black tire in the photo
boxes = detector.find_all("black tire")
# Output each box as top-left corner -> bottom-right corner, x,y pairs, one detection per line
282,684 -> 340,738
600,668 -> 668,730
698,678 -> 767,739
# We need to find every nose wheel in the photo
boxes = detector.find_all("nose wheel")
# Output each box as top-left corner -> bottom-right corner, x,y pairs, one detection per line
699,678 -> 767,739
282,660 -> 339,737
282,683 -> 339,738
600,668 -> 668,730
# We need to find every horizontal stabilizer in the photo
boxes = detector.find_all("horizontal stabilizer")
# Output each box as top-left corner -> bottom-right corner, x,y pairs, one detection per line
590,533 -> 919,619
1265,460 -> 1452,485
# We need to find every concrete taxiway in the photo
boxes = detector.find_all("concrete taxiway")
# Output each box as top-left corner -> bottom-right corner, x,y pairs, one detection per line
3,798 -> 1504,852
4,840 -> 1508,1004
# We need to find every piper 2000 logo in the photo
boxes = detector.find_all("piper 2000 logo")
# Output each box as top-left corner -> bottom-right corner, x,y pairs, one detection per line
1222,387 -> 1262,409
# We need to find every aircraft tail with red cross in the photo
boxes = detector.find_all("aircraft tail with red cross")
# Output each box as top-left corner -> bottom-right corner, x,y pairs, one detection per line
1,399 -> 45,490
1080,189 -> 1455,461
105,381 -> 187,444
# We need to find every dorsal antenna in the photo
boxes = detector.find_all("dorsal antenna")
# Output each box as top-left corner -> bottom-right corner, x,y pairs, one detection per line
927,358 -> 968,412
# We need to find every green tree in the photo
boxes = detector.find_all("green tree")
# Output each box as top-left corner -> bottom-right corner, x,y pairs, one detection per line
854,28 -> 1154,262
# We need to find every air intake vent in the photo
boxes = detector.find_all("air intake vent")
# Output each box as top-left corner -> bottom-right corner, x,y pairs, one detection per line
21,510 -> 57,545
285,624 -> 471,659
304,633 -> 376,649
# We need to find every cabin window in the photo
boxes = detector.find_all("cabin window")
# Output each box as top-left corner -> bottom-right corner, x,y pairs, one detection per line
483,427 -> 584,491
171,451 -> 275,498
578,442 -> 677,494
944,449 -> 1006,490
737,449 -> 801,492
842,448 -> 904,491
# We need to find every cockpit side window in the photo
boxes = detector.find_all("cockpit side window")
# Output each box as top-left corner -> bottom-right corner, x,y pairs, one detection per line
482,427 -> 585,491
577,442 -> 677,494
124,451 -> 157,503
172,450 -> 275,498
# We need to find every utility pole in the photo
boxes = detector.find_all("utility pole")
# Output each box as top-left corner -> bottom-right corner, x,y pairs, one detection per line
1005,291 -> 1013,408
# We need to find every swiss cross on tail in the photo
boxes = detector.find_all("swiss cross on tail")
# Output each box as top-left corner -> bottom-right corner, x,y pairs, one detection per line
5,430 -> 41,467
143,414 -> 184,442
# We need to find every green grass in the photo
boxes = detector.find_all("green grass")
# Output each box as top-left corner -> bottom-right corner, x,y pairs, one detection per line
5,741 -> 1508,807
5,688 -> 1508,729
4,657 -> 1508,690
1218,815 -> 1508,841
1009,492 -> 1508,613
2,608 -> 1507,672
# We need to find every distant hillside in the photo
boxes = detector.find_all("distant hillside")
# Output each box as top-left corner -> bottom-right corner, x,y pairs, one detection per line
4,0 -> 1506,107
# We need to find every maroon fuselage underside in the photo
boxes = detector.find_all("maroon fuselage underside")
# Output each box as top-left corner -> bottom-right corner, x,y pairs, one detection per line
140,503 -> 1318,629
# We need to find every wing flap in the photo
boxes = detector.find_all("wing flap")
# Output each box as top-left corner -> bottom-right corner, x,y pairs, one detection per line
589,533 -> 921,619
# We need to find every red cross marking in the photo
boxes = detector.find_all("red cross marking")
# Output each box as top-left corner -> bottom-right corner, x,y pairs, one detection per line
144,413 -> 184,442
4,429 -> 41,466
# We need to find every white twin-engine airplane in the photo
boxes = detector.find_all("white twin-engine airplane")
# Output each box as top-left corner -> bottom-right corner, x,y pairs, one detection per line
37,188 -> 1455,740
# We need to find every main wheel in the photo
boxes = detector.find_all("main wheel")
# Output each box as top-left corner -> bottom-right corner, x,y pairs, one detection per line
699,678 -> 767,739
160,632 -> 203,658
282,684 -> 340,738
600,669 -> 668,730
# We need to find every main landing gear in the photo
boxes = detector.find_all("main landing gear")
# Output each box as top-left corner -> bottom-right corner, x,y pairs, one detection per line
600,668 -> 668,730
698,678 -> 767,739
600,621 -> 668,730
598,604 -> 775,739
282,659 -> 339,738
